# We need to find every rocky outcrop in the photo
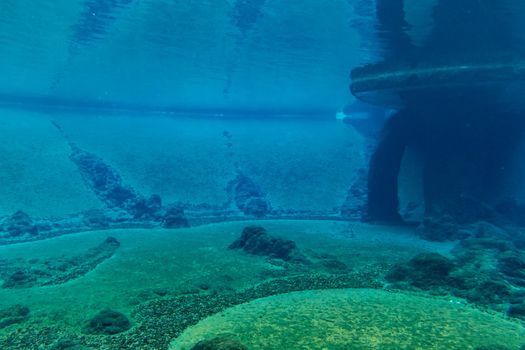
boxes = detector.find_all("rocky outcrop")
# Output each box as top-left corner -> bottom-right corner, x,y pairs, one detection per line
386,221 -> 525,318
3,211 -> 39,237
69,145 -> 162,220
229,225 -> 307,263
385,253 -> 456,289
84,309 -> 131,335
227,172 -> 271,217
162,206 -> 189,228
1,237 -> 120,288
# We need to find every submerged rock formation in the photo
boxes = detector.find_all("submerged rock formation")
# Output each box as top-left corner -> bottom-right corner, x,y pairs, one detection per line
70,144 -> 163,220
227,172 -> 271,217
162,206 -> 189,228
3,211 -> 39,237
386,222 -> 525,317
385,253 -> 456,289
386,251 -> 513,306
84,309 -> 131,335
1,236 -> 120,288
229,225 -> 307,263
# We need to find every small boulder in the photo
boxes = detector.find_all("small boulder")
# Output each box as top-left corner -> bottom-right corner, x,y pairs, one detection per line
162,207 -> 189,228
229,225 -> 307,262
129,194 -> 163,220
82,209 -> 109,228
227,172 -> 271,217
386,253 -> 455,289
84,309 -> 131,335
103,236 -> 120,247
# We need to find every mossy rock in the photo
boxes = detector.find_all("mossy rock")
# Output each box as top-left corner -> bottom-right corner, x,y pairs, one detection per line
385,253 -> 455,289
84,309 -> 131,335
451,278 -> 511,306
229,225 -> 308,263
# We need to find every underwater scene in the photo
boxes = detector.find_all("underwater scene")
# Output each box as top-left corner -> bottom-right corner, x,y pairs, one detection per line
2,0 -> 525,349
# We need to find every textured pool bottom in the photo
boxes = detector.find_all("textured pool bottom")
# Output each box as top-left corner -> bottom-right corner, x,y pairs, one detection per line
0,221 -> 470,349
171,288 -> 525,350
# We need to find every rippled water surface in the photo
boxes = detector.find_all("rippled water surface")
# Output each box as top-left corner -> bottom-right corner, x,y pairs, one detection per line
0,0 -> 377,113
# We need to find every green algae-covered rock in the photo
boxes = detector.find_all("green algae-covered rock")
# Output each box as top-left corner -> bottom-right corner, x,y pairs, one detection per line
84,309 -> 131,335
385,252 -> 455,289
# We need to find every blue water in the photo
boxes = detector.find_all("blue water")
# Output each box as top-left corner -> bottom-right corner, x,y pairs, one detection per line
0,0 -> 368,113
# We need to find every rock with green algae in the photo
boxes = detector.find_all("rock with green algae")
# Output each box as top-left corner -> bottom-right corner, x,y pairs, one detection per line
0,236 -> 120,289
498,253 -> 525,286
4,210 -> 39,237
454,279 -> 511,305
162,206 -> 189,228
386,252 -> 514,306
84,309 -> 131,335
226,172 -> 271,218
0,304 -> 30,329
229,225 -> 308,263
385,252 -> 456,289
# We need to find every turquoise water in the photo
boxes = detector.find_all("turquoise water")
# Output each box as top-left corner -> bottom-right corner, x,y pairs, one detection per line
0,0 -> 365,113
1,1 -> 525,349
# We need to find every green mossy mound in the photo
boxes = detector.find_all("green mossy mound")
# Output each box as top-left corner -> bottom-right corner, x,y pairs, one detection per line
385,253 -> 456,289
229,225 -> 308,263
84,309 -> 131,335
170,289 -> 525,350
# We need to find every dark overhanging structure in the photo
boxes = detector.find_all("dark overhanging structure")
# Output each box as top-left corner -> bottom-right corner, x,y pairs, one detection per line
350,0 -> 525,227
